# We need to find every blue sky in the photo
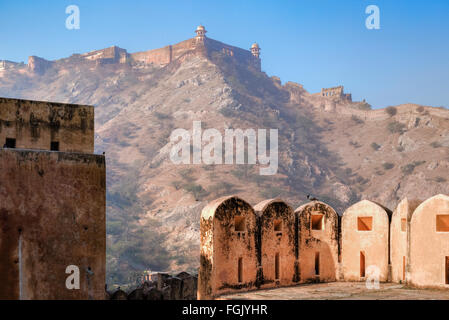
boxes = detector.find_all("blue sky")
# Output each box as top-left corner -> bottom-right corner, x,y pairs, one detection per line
0,0 -> 448,108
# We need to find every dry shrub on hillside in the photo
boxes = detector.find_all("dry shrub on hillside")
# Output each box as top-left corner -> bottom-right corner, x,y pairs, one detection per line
385,106 -> 397,117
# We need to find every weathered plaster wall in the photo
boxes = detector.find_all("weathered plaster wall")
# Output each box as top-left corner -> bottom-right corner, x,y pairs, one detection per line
0,97 -> 94,153
296,201 -> 340,283
341,200 -> 391,282
409,194 -> 449,288
390,198 -> 421,283
0,149 -> 105,299
255,199 -> 297,288
199,196 -> 259,299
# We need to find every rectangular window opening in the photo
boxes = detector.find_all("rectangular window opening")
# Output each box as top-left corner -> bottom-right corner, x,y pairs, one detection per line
357,217 -> 373,231
234,216 -> 245,232
275,253 -> 280,280
50,141 -> 59,151
401,218 -> 407,232
5,138 -> 16,148
315,252 -> 320,275
311,214 -> 324,230
274,219 -> 282,232
446,257 -> 449,285
238,257 -> 243,283
360,251 -> 366,278
436,215 -> 449,232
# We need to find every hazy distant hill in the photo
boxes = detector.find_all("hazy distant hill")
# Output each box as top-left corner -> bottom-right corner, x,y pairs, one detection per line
1,36 -> 448,285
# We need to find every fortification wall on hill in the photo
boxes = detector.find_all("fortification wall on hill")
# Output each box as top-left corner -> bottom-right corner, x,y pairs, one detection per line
130,37 -> 261,70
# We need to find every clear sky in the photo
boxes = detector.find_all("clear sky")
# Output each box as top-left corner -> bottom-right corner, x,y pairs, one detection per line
0,0 -> 448,108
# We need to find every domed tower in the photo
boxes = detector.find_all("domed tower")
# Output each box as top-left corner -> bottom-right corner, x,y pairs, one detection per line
250,42 -> 261,58
195,25 -> 207,42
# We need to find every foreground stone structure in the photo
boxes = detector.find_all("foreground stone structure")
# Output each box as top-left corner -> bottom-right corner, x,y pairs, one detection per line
199,196 -> 259,299
296,201 -> 339,283
108,272 -> 198,300
199,194 -> 449,299
408,194 -> 449,288
255,199 -> 297,288
390,197 -> 422,283
341,200 -> 391,282
0,97 -> 105,299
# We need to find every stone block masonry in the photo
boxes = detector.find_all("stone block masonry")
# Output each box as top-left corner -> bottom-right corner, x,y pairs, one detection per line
0,97 -> 105,300
0,97 -> 94,153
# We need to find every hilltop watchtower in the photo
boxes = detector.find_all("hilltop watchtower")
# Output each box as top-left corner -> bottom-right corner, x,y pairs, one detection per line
250,43 -> 261,58
195,25 -> 207,42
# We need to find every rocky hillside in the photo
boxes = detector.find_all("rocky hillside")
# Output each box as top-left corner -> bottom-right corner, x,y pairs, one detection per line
1,39 -> 448,285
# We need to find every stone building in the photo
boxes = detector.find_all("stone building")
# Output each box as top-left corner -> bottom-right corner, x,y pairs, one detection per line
295,201 -> 340,283
390,197 -> 421,283
199,196 -> 259,300
0,97 -> 94,153
319,86 -> 352,101
0,97 -> 105,299
254,199 -> 297,288
409,194 -> 449,288
341,200 -> 391,282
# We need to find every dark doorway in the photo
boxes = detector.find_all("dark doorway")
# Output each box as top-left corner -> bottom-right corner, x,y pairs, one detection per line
315,252 -> 320,275
360,251 -> 366,278
446,257 -> 449,285
238,257 -> 243,283
275,253 -> 280,280
403,256 -> 406,281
